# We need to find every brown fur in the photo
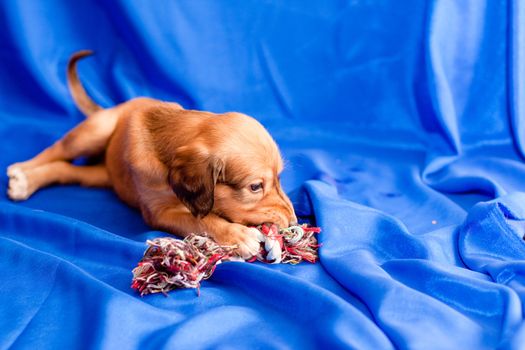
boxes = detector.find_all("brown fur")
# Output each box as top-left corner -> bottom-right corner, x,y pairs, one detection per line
6,50 -> 297,258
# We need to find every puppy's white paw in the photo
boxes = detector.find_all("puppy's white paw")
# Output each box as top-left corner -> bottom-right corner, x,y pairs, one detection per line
7,164 -> 21,177
223,225 -> 262,260
7,167 -> 30,201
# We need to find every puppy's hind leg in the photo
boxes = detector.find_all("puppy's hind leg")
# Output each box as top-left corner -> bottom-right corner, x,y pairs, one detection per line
7,110 -> 119,200
8,110 -> 119,172
8,161 -> 110,201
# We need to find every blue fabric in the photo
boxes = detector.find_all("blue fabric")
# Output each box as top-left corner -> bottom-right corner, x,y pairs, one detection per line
1,1 -> 525,349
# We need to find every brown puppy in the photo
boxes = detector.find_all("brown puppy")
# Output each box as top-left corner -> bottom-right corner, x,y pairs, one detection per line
7,50 -> 297,258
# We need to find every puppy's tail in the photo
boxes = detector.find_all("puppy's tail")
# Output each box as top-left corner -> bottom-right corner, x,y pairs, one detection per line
67,50 -> 103,117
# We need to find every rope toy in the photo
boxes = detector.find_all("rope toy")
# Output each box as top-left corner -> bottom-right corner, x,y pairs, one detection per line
131,223 -> 321,296
249,223 -> 320,264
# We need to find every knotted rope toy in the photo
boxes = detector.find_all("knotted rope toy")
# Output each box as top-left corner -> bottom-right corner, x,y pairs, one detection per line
131,223 -> 321,296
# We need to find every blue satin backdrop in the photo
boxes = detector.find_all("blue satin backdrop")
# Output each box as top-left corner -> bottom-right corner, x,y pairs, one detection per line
1,1 -> 524,349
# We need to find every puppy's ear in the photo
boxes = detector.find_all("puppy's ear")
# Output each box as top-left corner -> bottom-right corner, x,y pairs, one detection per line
169,145 -> 224,218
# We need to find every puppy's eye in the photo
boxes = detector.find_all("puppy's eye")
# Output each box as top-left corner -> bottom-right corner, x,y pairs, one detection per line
250,183 -> 263,192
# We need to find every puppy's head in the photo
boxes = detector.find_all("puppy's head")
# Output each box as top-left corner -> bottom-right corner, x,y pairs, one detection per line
170,112 -> 297,227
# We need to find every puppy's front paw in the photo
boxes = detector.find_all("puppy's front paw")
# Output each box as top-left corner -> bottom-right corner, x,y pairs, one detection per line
7,167 -> 30,201
219,224 -> 262,260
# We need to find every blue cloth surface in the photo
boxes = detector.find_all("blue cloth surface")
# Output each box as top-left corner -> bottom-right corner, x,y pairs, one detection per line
1,1 -> 525,349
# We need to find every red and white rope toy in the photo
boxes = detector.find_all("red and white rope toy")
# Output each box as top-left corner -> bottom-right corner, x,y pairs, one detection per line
249,223 -> 320,264
131,223 -> 321,296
